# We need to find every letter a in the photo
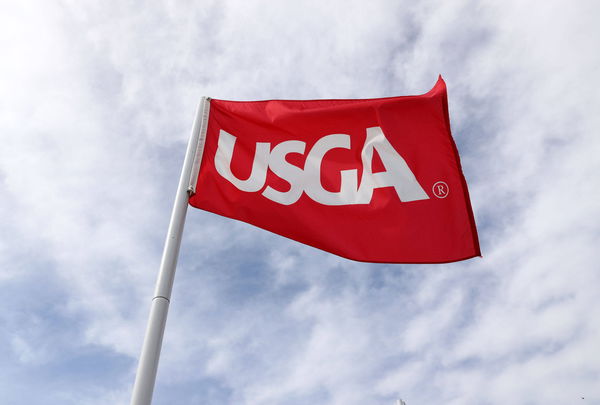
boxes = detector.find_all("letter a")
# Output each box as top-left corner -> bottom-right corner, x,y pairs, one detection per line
357,127 -> 429,203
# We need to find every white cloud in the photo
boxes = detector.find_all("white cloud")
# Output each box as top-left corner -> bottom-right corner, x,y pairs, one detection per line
1,0 -> 599,404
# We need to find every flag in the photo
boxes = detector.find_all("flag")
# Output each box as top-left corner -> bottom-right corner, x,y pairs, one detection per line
188,77 -> 480,263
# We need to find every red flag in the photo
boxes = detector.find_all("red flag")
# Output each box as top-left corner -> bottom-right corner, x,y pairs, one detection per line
189,77 -> 480,263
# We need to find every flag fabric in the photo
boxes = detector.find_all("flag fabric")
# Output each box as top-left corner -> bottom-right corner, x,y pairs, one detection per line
188,77 -> 480,263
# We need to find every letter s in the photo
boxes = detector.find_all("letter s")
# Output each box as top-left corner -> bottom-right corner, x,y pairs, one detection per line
262,140 -> 306,205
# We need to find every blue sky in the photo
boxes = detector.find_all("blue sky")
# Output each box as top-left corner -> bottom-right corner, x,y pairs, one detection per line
1,1 -> 599,404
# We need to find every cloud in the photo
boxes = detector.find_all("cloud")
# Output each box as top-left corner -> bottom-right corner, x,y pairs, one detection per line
0,0 -> 599,404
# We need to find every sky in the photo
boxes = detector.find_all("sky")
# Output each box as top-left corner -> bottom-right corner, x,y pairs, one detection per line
1,1 -> 599,404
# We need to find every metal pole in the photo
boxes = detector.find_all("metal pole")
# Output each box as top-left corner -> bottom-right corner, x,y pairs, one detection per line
130,97 -> 209,405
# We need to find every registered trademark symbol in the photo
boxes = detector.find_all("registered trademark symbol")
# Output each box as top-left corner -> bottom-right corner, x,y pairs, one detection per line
432,181 -> 449,198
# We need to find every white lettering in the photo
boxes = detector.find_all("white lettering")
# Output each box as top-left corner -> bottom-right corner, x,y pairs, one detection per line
214,129 -> 270,192
214,127 -> 429,205
303,134 -> 358,206
356,127 -> 428,203
262,140 -> 306,205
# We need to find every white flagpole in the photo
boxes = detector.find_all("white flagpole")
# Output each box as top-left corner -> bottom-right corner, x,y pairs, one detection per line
130,97 -> 210,405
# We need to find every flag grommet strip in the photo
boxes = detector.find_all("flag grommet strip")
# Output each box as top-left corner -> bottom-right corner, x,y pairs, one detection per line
187,97 -> 211,194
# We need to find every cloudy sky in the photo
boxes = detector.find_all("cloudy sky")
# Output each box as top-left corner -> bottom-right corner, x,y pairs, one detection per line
1,1 -> 599,404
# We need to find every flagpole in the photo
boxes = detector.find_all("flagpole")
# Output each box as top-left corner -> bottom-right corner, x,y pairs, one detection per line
130,97 -> 210,405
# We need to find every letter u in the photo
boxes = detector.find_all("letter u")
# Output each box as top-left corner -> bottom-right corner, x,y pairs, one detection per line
214,129 -> 270,192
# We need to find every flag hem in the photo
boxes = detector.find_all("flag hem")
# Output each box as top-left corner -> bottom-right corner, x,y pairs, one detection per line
188,97 -> 211,195
437,77 -> 482,258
